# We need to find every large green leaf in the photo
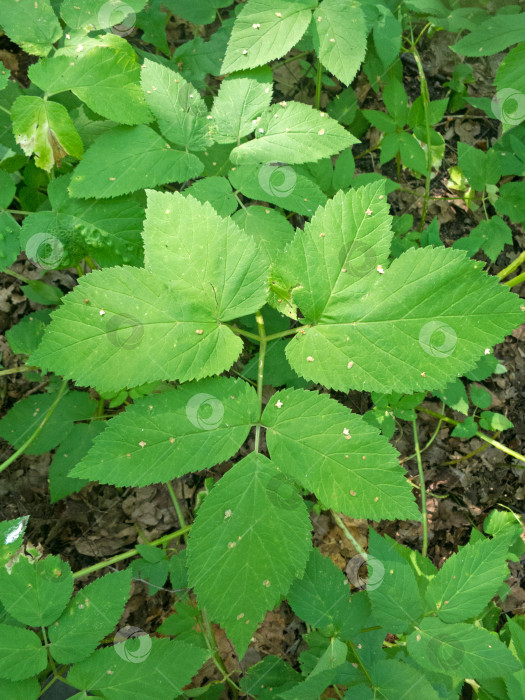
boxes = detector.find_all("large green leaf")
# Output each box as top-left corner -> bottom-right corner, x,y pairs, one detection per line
210,70 -> 273,144
0,625 -> 46,682
222,0 -> 317,73
141,58 -> 212,150
312,0 -> 367,86
262,389 -> 420,520
230,101 -> 357,164
407,617 -> 521,680
494,43 -> 525,131
67,638 -> 210,699
425,535 -> 511,623
60,0 -> 148,31
357,659 -> 441,700
287,548 -> 371,639
68,125 -> 203,198
0,0 -> 62,56
0,677 -> 40,700
451,12 -> 525,56
187,453 -> 311,656
285,243 -> 523,394
367,529 -> 424,634
0,554 -> 73,627
29,48 -> 151,126
71,378 -> 259,487
11,96 -> 83,172
28,267 -> 243,393
49,569 -> 132,663
142,191 -> 269,319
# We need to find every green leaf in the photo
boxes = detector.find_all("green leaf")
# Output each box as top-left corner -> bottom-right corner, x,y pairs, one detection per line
479,411 -> 513,432
287,548 -> 371,639
361,109 -> 397,133
68,638 -> 210,699
285,245 -> 523,394
365,659 -> 441,700
60,0 -> 148,31
0,677 -> 40,700
495,43 -> 525,130
496,181 -> 525,223
232,205 -> 295,264
142,190 -> 268,319
71,378 -> 259,487
222,0 -> 316,74
28,267 -> 244,393
457,143 -> 501,191
0,169 -> 15,208
49,422 -> 106,502
277,183 -> 392,323
425,535 -> 511,623
0,0 -> 62,56
373,7 -> 402,70
68,125 -> 203,198
30,49 -> 152,126
0,625 -> 46,682
184,176 -> 238,217
141,59 -> 212,150
407,617 -> 521,679
0,389 -> 95,455
135,0 -> 170,55
243,655 -> 301,699
451,416 -> 478,439
451,12 -> 525,57
383,79 -> 409,128
312,0 -> 366,86
262,389 -> 420,520
453,217 -> 512,263
0,554 -> 73,627
367,529 -> 425,633
327,87 -> 358,126
49,569 -> 132,663
230,101 -> 357,164
187,452 -> 311,656
11,96 -> 83,172
0,212 -> 21,272
228,163 -> 327,216
165,0 -> 231,25
6,310 -> 51,356
0,516 -> 29,568
433,378 -> 469,415
470,383 -> 492,409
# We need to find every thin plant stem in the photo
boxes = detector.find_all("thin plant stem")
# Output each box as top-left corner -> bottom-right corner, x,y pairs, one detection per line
201,609 -> 242,697
4,268 -> 35,284
273,50 -> 310,68
400,402 -> 444,463
504,270 -> 525,288
0,365 -> 35,377
498,250 -> 525,280
416,407 -> 525,465
0,381 -> 69,476
166,481 -> 187,528
315,61 -> 323,110
439,438 -> 493,467
254,310 -> 267,453
331,510 -> 367,559
73,525 -> 191,578
4,208 -> 33,215
412,420 -> 428,557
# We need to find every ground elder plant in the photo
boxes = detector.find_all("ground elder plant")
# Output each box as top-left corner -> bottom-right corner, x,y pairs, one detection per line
0,0 -> 525,697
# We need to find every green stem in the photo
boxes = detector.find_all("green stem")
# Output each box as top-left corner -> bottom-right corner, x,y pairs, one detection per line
412,420 -> 428,557
331,511 -> 367,559
504,270 -> 525,288
232,191 -> 247,212
498,250 -> 525,280
416,407 -> 525,465
73,525 -> 191,578
315,61 -> 323,110
0,381 -> 68,476
166,481 -> 187,528
0,365 -> 35,377
273,50 -> 310,68
3,209 -> 33,215
201,609 -> 242,697
401,402 -> 444,463
254,310 -> 267,453
410,35 -> 432,232
4,268 -> 34,284
227,324 -> 304,344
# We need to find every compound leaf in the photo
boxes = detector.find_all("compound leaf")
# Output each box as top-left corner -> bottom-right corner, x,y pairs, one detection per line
49,569 -> 132,663
29,266 -> 243,394
262,389 -> 420,521
312,0 -> 367,86
222,0 -> 317,74
68,125 -> 203,198
230,101 -> 357,164
187,453 -> 311,657
142,191 -> 269,320
71,378 -> 259,487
